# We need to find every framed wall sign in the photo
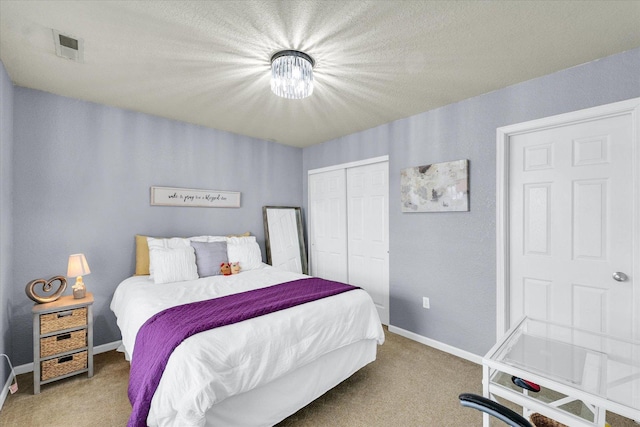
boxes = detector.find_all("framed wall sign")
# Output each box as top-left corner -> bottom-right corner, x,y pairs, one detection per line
150,186 -> 241,208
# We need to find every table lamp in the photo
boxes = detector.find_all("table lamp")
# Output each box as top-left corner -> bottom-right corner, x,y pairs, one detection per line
67,253 -> 90,299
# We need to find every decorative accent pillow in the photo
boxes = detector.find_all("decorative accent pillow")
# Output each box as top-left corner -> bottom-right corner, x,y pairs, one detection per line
148,246 -> 198,285
135,235 -> 154,276
226,236 -> 262,270
190,241 -> 228,277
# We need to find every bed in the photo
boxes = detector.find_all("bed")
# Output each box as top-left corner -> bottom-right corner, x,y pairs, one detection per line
110,235 -> 385,427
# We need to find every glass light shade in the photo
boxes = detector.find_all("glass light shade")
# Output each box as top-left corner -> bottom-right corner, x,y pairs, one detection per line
270,50 -> 314,99
67,253 -> 91,278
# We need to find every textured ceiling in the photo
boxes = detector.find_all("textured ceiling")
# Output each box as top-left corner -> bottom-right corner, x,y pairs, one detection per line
1,1 -> 639,148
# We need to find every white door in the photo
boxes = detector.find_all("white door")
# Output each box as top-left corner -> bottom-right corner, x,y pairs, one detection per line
266,208 -> 303,274
347,162 -> 390,324
308,169 -> 348,282
508,109 -> 637,339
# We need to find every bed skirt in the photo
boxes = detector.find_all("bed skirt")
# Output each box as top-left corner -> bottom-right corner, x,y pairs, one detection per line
196,339 -> 377,427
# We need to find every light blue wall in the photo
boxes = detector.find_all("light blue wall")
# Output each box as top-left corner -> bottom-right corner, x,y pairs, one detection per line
0,59 -> 14,387
10,89 -> 303,365
302,48 -> 640,356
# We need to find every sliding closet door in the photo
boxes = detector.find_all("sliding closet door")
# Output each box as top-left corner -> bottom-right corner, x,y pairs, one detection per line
347,162 -> 389,324
309,157 -> 390,325
308,169 -> 348,282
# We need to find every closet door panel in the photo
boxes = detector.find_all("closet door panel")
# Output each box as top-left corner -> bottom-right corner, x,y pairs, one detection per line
347,162 -> 389,324
308,169 -> 348,282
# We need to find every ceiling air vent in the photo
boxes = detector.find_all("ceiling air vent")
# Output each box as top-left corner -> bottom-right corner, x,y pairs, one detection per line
52,29 -> 84,62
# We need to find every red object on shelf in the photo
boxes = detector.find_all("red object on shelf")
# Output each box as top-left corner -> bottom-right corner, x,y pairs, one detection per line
512,376 -> 541,392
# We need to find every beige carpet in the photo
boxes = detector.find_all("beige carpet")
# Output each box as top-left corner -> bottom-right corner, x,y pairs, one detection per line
0,328 -> 636,426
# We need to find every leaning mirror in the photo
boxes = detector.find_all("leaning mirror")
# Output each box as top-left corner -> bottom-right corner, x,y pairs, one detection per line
263,206 -> 308,275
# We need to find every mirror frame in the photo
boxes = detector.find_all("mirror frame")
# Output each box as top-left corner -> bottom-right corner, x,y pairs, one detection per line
263,206 -> 308,275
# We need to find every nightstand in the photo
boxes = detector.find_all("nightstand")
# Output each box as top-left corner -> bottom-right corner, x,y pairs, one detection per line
32,293 -> 94,394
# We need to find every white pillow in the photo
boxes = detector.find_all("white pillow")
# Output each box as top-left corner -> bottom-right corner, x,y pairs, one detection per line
226,236 -> 262,270
147,237 -> 191,278
148,246 -> 198,284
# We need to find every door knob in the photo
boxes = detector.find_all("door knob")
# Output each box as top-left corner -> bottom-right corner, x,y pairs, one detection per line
612,272 -> 628,282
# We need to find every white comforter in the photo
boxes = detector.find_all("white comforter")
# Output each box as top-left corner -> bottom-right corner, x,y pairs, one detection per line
110,264 -> 384,426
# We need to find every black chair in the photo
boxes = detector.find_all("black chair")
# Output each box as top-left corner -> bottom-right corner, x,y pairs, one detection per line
459,393 -> 533,427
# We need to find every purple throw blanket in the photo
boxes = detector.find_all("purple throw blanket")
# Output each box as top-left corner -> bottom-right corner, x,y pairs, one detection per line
127,277 -> 358,427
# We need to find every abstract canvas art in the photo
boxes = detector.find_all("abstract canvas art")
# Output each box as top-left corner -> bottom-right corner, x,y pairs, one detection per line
401,159 -> 469,212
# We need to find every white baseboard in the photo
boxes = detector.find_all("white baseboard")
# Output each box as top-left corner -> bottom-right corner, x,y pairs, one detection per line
387,324 -> 482,365
13,340 -> 122,376
13,363 -> 31,376
94,340 -> 122,355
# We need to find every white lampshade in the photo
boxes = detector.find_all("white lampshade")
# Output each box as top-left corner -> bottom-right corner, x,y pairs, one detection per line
67,254 -> 91,278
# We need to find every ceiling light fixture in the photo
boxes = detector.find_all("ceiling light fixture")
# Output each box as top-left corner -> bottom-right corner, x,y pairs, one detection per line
270,50 -> 315,100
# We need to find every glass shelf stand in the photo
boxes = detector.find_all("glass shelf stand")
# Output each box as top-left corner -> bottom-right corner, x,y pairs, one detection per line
482,317 -> 640,427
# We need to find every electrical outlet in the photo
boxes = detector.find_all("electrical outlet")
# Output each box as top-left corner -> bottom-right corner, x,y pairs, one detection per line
422,297 -> 430,309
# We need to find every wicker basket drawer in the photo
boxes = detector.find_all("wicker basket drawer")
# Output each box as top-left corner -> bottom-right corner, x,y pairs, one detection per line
40,330 -> 86,358
40,307 -> 87,334
41,351 -> 87,381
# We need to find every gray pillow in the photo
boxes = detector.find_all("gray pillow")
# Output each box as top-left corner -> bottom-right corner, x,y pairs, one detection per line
190,241 -> 228,277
